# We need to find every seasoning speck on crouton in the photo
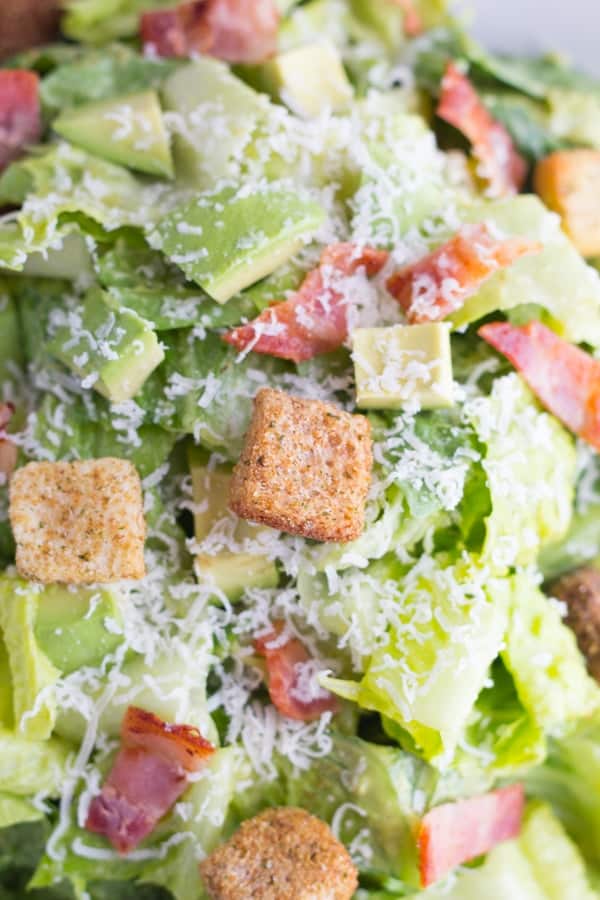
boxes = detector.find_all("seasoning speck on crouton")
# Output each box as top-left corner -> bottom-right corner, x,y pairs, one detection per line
534,150 -> 600,257
199,806 -> 358,900
9,458 -> 145,584
229,388 -> 372,543
550,566 -> 600,683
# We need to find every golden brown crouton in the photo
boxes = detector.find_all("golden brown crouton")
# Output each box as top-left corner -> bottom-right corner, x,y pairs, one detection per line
229,388 -> 372,543
9,458 -> 146,584
534,150 -> 600,257
550,566 -> 600,683
199,807 -> 358,900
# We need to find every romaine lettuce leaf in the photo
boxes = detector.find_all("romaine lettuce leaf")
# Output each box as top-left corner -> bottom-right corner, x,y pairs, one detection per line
0,795 -> 41,829
451,196 -> 600,348
527,715 -> 600,870
465,374 -> 576,571
0,578 -> 59,741
62,0 -> 178,44
41,44 -> 178,116
324,554 -> 510,763
502,572 -> 600,733
0,728 -> 70,797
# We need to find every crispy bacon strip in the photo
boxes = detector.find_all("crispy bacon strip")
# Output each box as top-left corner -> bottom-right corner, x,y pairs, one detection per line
141,0 -> 280,63
223,243 -> 389,363
0,70 -> 41,173
0,403 -> 17,480
418,784 -> 525,887
254,621 -> 339,722
437,62 -> 527,197
386,224 -> 541,323
479,320 -> 600,450
392,0 -> 424,37
85,707 -> 214,855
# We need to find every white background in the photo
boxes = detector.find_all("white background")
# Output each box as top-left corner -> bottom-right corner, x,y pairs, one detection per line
462,0 -> 600,75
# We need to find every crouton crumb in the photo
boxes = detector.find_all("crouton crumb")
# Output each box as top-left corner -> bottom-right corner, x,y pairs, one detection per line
229,388 -> 372,543
534,149 -> 600,257
9,458 -> 146,584
550,566 -> 600,683
199,806 -> 358,900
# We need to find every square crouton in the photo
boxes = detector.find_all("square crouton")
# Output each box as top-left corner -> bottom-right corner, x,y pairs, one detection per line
9,458 -> 146,584
534,150 -> 600,257
229,388 -> 372,543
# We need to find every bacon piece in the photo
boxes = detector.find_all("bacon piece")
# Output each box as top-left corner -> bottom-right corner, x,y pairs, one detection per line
0,70 -> 42,173
386,224 -> 540,324
437,62 -> 527,197
223,243 -> 389,363
392,0 -> 424,37
479,320 -> 600,450
254,621 -> 339,722
0,403 -> 17,480
85,707 -> 214,855
140,0 -> 279,63
418,784 -> 525,887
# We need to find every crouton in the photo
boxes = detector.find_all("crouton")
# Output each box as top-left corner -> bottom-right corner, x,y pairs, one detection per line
199,807 -> 358,900
9,458 -> 146,584
229,388 -> 372,543
550,566 -> 600,683
534,150 -> 600,257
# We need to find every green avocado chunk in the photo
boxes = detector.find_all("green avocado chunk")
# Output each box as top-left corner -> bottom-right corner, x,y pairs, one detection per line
246,42 -> 353,118
34,585 -> 124,675
154,184 -> 324,303
189,446 -> 278,599
53,90 -> 174,178
48,286 -> 164,402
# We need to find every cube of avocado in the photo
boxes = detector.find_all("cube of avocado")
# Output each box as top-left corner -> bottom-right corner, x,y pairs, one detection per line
250,42 -> 353,118
161,58 -> 269,186
352,323 -> 454,410
48,287 -> 164,403
154,184 -> 324,304
53,90 -> 174,179
189,447 -> 278,600
34,585 -> 124,675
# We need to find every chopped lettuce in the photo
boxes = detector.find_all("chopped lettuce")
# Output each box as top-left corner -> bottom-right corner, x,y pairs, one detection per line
324,554 -> 510,763
0,578 -> 60,741
41,44 -> 178,116
502,572 -> 600,733
451,196 -> 600,347
0,728 -> 71,798
465,374 -> 576,571
62,0 -> 178,44
0,795 -> 42,829
527,715 -> 600,870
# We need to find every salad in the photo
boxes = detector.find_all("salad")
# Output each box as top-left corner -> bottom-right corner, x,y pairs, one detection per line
2,0 -> 600,897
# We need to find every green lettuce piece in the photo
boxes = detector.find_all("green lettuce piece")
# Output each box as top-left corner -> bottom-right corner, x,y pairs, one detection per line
0,639 -> 13,726
41,44 -> 178,116
483,91 -> 570,162
31,749 -> 237,900
137,329 -> 286,457
502,572 -> 600,733
465,374 -> 576,571
547,89 -> 600,149
54,647 -> 216,746
421,803 -> 597,900
456,658 -> 546,778
0,579 -> 59,741
0,795 -> 41,829
324,554 -> 510,763
0,284 -> 23,389
527,715 -> 600,869
0,144 -> 165,267
451,196 -> 600,347
0,728 -> 70,797
21,232 -> 95,281
62,0 -> 178,44
96,238 -> 263,331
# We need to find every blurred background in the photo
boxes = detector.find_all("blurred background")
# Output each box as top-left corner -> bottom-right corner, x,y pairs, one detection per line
464,0 -> 600,75
0,1 -> 599,73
